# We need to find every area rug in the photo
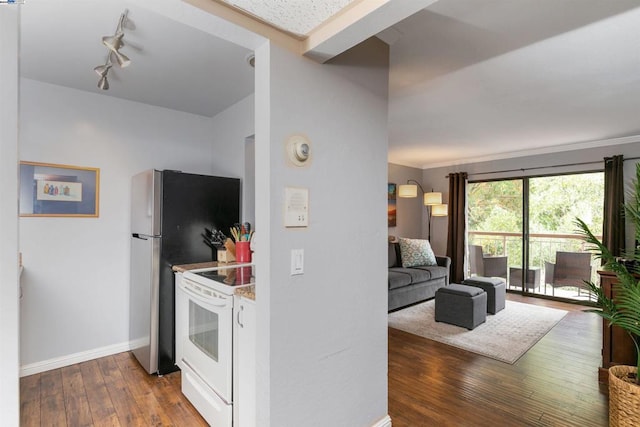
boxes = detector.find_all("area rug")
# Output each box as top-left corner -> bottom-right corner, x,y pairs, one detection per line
388,300 -> 568,364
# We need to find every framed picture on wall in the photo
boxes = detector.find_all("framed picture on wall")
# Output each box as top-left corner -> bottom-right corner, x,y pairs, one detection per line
388,183 -> 397,227
19,161 -> 100,217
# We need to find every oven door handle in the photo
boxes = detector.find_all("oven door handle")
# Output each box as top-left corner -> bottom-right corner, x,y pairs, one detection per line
179,283 -> 231,308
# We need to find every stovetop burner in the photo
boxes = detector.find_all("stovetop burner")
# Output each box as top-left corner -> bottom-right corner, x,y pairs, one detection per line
193,264 -> 255,287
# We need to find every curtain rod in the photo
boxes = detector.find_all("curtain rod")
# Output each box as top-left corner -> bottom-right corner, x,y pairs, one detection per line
445,156 -> 640,179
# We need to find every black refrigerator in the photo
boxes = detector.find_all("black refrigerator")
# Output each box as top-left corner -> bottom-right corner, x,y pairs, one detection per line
129,169 -> 240,375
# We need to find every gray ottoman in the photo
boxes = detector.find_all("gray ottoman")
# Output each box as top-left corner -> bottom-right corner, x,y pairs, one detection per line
462,276 -> 506,314
435,283 -> 487,330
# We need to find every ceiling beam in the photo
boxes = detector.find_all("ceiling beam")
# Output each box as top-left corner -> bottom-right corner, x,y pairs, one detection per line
303,0 -> 439,62
181,0 -> 440,63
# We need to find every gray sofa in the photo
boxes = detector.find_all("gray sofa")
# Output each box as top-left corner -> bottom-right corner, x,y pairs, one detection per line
388,242 -> 451,311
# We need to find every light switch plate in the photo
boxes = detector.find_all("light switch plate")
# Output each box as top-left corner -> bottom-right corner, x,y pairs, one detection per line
291,249 -> 304,275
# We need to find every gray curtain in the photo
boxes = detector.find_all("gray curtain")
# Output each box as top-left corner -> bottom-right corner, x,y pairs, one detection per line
603,155 -> 625,257
446,172 -> 468,283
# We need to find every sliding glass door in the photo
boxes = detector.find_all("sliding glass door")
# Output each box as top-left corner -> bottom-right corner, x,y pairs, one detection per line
467,179 -> 523,285
527,173 -> 603,301
468,172 -> 603,303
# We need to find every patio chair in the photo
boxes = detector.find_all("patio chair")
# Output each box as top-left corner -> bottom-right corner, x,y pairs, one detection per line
469,245 -> 508,279
544,251 -> 593,297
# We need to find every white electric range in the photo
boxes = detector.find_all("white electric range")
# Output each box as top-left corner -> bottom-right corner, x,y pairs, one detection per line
176,263 -> 254,427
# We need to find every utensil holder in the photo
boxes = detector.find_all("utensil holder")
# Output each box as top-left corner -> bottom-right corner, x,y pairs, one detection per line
236,241 -> 252,263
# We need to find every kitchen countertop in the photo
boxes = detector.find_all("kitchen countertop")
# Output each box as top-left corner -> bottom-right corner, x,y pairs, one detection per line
234,285 -> 256,300
172,261 -> 226,272
173,262 -> 256,300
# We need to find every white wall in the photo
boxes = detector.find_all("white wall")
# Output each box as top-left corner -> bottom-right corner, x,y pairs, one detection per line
255,38 -> 390,427
421,139 -> 640,254
388,163 -> 424,240
19,79 -> 252,371
209,94 -> 256,224
0,6 -> 21,425
243,136 -> 256,225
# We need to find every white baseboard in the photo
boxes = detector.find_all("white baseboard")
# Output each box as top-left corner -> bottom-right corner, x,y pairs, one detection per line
371,415 -> 392,427
20,341 -> 131,377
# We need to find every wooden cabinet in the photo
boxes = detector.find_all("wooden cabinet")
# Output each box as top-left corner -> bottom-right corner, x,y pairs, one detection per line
598,271 -> 637,382
233,295 -> 256,427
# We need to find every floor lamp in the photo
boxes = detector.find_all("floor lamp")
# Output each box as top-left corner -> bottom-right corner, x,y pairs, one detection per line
398,180 -> 448,240
430,202 -> 448,240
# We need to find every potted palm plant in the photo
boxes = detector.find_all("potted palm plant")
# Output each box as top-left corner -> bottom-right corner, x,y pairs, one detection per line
575,163 -> 640,427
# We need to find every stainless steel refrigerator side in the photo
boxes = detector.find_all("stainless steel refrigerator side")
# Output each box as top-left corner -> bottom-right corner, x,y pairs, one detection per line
131,169 -> 162,237
129,169 -> 162,374
129,235 -> 160,374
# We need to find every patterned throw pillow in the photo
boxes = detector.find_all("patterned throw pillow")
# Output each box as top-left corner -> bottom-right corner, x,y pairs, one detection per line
398,238 -> 437,267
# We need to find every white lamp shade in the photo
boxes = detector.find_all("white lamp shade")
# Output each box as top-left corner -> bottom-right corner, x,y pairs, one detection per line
424,192 -> 442,206
432,204 -> 448,217
398,184 -> 418,198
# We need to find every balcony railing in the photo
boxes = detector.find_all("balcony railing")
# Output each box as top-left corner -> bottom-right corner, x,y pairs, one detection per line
468,231 -> 602,300
468,231 -> 599,264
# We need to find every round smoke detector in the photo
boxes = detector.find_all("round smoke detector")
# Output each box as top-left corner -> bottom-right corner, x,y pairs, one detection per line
286,134 -> 311,167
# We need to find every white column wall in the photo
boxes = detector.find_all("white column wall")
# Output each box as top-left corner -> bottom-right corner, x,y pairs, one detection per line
0,5 -> 21,425
255,38 -> 390,427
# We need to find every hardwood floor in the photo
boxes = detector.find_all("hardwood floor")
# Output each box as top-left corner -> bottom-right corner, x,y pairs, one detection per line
20,351 -> 207,427
20,295 -> 607,426
388,294 -> 609,426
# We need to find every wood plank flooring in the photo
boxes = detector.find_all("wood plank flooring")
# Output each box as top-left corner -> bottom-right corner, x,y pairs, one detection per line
20,352 -> 207,427
20,295 -> 607,426
388,294 -> 609,426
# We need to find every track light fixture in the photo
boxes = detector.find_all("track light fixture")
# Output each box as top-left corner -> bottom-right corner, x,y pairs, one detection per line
97,75 -> 110,91
102,33 -> 131,67
94,60 -> 111,90
94,63 -> 112,77
94,9 -> 131,90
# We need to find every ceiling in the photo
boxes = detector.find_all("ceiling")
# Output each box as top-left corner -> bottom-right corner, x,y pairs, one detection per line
218,0 -> 357,37
20,0 -> 256,118
18,0 -> 640,169
386,0 -> 640,168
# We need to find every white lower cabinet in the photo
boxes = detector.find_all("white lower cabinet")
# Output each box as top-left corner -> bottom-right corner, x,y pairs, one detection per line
233,296 -> 256,427
174,272 -> 184,370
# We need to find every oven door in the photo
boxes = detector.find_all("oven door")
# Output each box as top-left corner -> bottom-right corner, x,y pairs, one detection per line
178,277 -> 233,403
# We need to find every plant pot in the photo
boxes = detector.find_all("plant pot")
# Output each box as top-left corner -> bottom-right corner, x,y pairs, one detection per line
609,365 -> 640,427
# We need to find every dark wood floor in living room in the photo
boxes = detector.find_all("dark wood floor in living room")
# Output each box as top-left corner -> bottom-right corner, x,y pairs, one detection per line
388,294 -> 609,427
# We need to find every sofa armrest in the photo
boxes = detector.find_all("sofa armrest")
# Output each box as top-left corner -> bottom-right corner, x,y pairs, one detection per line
436,256 -> 451,285
436,256 -> 451,268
